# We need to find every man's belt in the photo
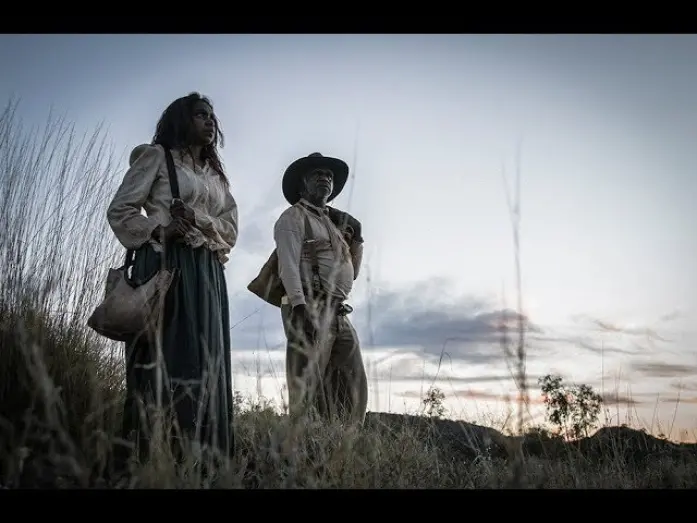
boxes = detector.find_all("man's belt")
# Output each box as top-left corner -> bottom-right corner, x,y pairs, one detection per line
281,294 -> 353,316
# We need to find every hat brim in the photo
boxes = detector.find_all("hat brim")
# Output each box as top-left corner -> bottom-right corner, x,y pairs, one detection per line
282,155 -> 349,205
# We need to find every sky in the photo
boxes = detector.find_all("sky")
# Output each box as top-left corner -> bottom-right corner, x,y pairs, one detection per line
1,33 -> 695,440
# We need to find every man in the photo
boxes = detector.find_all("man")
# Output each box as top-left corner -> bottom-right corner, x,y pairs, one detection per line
273,152 -> 368,426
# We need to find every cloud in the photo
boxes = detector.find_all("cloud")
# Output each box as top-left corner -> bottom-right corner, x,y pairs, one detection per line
401,386 -> 644,408
568,336 -> 641,356
398,387 -> 644,408
601,393 -> 642,406
236,220 -> 273,255
630,362 -> 697,379
354,278 -> 549,365
229,296 -> 287,351
671,380 -> 697,392
398,388 -> 546,405
570,315 -> 674,343
659,310 -> 682,323
658,396 -> 697,405
233,197 -> 291,258
384,371 -> 546,385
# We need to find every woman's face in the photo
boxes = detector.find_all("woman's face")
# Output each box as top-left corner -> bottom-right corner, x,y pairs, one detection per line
191,100 -> 216,146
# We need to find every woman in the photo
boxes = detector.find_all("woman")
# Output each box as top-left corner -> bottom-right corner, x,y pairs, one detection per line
106,92 -> 238,465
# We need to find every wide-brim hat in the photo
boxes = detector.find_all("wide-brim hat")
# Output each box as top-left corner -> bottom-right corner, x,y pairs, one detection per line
282,152 -> 349,205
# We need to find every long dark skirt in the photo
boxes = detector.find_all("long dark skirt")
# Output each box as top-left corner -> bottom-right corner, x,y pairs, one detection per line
118,242 -> 234,464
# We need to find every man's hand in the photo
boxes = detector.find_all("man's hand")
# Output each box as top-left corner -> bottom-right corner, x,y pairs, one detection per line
290,304 -> 316,347
326,207 -> 363,244
171,198 -> 196,224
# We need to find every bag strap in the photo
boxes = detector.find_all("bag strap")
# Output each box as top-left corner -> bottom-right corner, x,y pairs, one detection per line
302,212 -> 324,294
163,147 -> 181,200
123,146 -> 180,268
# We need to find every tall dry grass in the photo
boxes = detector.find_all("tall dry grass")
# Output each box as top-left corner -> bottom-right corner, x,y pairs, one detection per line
1,98 -> 696,488
0,98 -> 126,485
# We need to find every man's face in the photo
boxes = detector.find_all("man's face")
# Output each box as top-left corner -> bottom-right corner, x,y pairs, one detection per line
303,168 -> 334,202
191,100 -> 216,146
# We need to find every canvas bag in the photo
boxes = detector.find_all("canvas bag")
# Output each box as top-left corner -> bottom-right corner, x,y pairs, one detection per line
87,147 -> 182,342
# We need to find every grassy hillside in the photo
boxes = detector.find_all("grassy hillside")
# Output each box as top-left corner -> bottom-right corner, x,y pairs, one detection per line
1,98 -> 695,489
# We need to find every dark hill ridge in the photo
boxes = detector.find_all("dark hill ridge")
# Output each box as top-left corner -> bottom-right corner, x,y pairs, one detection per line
366,412 -> 697,466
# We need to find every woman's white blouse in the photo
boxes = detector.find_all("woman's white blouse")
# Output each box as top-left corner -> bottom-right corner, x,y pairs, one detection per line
107,143 -> 238,264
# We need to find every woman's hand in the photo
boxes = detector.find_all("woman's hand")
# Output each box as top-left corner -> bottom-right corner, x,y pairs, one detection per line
171,198 -> 196,224
152,216 -> 191,242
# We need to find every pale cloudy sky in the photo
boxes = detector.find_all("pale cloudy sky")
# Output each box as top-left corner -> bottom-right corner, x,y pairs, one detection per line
2,34 -> 695,439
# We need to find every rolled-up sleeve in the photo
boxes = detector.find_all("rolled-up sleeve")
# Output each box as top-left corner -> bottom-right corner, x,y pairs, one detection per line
194,189 -> 239,250
106,144 -> 162,250
274,208 -> 305,307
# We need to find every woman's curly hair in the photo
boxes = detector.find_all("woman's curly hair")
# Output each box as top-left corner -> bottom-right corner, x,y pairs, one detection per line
152,92 -> 229,187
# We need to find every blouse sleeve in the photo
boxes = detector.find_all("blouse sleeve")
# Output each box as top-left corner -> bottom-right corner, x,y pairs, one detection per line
106,144 -> 163,250
194,187 -> 239,249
